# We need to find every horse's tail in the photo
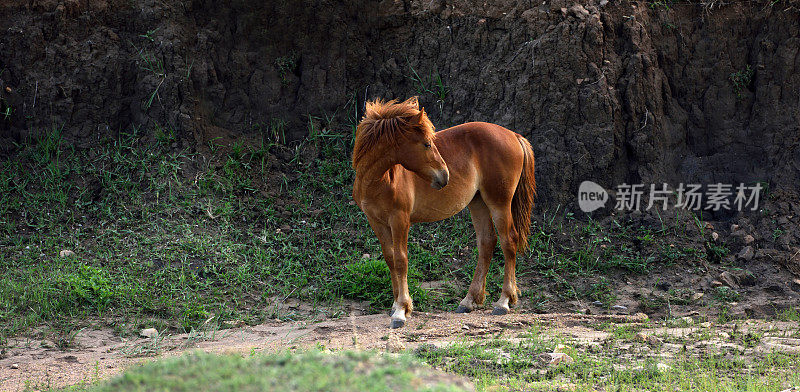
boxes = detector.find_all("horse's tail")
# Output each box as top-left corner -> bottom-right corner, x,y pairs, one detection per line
512,135 -> 536,254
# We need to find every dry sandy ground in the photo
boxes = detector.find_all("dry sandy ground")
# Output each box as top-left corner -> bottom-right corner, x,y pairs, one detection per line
1,310 -> 798,391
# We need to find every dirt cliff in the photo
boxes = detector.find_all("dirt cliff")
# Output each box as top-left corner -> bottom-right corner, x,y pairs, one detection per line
1,0 -> 799,207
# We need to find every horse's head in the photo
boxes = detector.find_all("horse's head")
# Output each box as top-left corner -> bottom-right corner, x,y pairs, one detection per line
353,97 -> 449,189
395,106 -> 449,189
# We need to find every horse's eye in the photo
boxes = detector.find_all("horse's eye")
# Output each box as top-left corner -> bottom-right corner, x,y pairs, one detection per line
423,142 -> 431,148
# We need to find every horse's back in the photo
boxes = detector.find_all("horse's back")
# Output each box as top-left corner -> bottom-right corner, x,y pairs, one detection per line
436,122 -> 525,166
435,122 -> 527,203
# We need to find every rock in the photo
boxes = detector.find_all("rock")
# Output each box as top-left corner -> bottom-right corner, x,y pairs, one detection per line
385,334 -> 405,353
568,4 -> 589,19
743,234 -> 755,244
736,270 -> 757,286
711,232 -> 719,241
730,224 -> 739,232
462,325 -> 469,330
704,222 -> 714,230
591,300 -> 604,307
691,292 -> 704,301
611,305 -> 628,311
361,253 -> 370,259
719,271 -> 739,288
680,316 -> 694,325
599,0 -> 608,6
791,278 -> 800,292
711,280 -> 723,288
537,352 -> 574,367
11,363 -> 18,369
755,248 -> 780,259
737,246 -> 754,261
699,322 -> 712,328
635,332 -> 662,346
656,363 -> 671,371
140,328 -> 158,338
59,249 -> 75,257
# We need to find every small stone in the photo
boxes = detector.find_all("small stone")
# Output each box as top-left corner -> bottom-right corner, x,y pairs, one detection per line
635,332 -> 662,346
730,224 -> 739,232
537,352 -> 574,367
704,222 -> 714,230
140,328 -> 158,338
719,271 -> 739,288
680,316 -> 694,325
743,235 -> 755,244
385,334 -> 405,353
691,292 -> 704,301
591,300 -> 604,307
711,280 -> 723,288
656,363 -> 671,371
568,4 -> 590,19
462,325 -> 469,330
611,305 -> 628,311
599,0 -> 608,6
699,322 -> 712,328
737,246 -> 754,261
11,363 -> 19,369
711,232 -> 719,241
361,253 -> 370,259
59,250 -> 75,258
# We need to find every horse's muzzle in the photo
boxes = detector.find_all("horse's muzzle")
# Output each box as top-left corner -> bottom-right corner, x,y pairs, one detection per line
431,169 -> 449,190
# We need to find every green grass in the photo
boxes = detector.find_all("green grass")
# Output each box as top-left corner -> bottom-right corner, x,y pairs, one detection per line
0,119 -> 482,344
55,350 -> 469,392
414,327 -> 800,392
0,113 -> 731,345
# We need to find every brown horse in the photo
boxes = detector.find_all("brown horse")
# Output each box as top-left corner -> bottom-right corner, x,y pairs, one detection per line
352,97 -> 536,328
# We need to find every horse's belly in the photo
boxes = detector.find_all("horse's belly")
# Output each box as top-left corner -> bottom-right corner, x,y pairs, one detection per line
410,183 -> 477,223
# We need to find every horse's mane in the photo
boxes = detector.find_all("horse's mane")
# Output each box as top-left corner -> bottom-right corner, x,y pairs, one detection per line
352,97 -> 433,169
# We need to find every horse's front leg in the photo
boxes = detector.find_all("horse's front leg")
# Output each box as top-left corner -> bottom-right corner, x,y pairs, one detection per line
389,214 -> 412,328
367,219 -> 399,315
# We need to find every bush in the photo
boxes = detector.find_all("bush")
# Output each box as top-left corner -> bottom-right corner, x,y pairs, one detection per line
331,258 -> 429,311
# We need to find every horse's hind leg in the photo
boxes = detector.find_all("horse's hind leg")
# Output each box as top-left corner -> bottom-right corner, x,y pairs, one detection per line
457,196 -> 497,313
488,204 -> 519,315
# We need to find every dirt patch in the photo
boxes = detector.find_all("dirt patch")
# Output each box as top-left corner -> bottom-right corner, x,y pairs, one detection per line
2,310 -> 799,391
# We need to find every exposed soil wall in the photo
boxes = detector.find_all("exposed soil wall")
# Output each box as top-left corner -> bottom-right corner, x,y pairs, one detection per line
1,0 -> 799,207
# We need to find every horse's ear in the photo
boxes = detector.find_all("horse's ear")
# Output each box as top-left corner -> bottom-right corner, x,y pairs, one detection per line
411,107 -> 426,125
406,96 -> 420,109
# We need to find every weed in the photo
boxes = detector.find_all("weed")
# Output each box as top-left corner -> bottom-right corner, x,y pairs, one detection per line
704,241 -> 729,263
729,65 -> 754,99
275,52 -> 299,86
65,265 -> 117,311
139,27 -> 160,42
713,286 -> 741,303
649,0 -> 675,10
407,62 -> 449,112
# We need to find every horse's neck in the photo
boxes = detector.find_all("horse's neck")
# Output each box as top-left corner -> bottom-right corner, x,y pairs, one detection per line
354,157 -> 402,199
